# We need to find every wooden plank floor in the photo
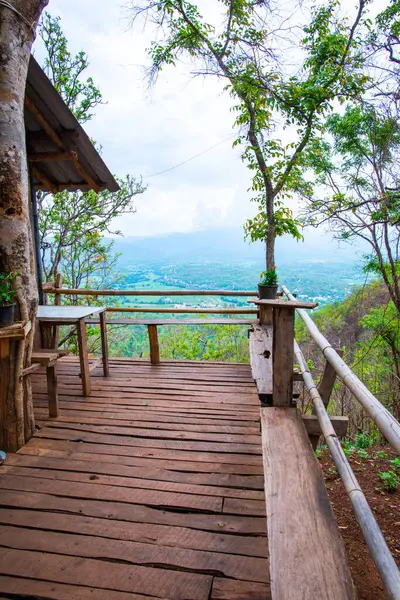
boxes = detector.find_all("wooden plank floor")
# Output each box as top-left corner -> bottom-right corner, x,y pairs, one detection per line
0,358 -> 269,600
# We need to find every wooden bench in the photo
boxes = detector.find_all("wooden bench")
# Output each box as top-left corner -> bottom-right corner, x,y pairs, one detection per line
25,351 -> 63,418
86,317 -> 255,365
261,407 -> 356,599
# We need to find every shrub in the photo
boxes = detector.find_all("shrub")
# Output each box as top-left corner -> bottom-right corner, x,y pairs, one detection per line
378,470 -> 399,491
355,433 -> 372,449
389,457 -> 400,471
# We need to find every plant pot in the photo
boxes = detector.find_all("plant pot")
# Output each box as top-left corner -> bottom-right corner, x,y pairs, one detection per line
258,284 -> 278,300
0,304 -> 15,327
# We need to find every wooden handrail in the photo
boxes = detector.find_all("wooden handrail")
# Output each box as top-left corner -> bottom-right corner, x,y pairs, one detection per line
282,284 -> 400,453
104,307 -> 258,314
294,340 -> 400,600
42,286 -> 258,297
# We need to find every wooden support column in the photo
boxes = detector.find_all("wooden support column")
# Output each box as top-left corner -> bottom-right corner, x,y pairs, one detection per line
99,311 -> 109,377
148,324 -> 160,364
52,273 -> 62,350
273,306 -> 295,406
46,365 -> 59,418
76,319 -> 91,397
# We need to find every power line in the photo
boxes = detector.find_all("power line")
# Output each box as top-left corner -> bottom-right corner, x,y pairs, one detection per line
146,133 -> 237,178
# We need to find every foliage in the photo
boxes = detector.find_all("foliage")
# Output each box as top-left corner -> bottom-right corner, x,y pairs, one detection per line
259,267 -> 277,286
356,448 -> 369,459
295,278 -> 400,440
378,470 -> 399,491
0,273 -> 18,306
37,12 -> 145,296
129,0 -> 368,268
39,12 -> 103,123
374,450 -> 388,460
390,457 -> 400,470
39,176 -> 145,289
355,432 -> 372,449
303,101 -> 400,316
106,320 -> 250,363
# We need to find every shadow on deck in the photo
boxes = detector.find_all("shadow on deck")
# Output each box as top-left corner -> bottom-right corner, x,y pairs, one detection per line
0,357 -> 269,600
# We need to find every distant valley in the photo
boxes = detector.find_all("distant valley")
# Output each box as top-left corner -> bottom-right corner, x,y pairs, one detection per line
107,228 -> 370,307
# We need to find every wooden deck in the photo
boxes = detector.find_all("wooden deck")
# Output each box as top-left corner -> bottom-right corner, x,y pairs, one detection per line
0,357 -> 269,600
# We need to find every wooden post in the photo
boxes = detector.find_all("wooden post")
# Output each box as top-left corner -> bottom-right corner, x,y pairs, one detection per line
259,304 -> 273,326
99,311 -> 109,377
148,324 -> 160,365
76,318 -> 91,396
249,299 -> 318,408
310,352 -> 341,449
273,306 -> 295,406
0,338 -> 24,451
46,364 -> 59,418
317,358 -> 340,408
52,272 -> 62,350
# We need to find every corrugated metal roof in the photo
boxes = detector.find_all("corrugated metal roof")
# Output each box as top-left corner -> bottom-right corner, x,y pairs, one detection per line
25,56 -> 119,194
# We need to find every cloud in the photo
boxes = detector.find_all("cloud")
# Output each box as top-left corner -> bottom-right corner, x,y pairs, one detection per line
33,0 -> 261,237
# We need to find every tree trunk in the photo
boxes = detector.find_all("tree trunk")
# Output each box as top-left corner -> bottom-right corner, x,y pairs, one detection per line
0,0 -> 48,451
266,191 -> 275,270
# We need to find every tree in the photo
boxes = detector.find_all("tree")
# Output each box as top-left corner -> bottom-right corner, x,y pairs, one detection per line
37,13 -> 145,291
304,102 -> 400,315
129,0 -> 368,269
39,12 -> 104,123
0,0 -> 49,451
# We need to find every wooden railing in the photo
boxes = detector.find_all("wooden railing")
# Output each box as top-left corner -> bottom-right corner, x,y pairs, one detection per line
41,279 -> 259,363
282,284 -> 400,598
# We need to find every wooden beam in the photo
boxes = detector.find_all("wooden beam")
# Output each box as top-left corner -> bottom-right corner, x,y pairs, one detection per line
318,359 -> 340,408
28,151 -> 77,163
273,306 -> 295,406
25,96 -> 64,150
21,364 -> 41,377
27,129 -> 79,143
250,299 -> 318,309
35,183 -> 91,193
85,318 -> 256,326
72,157 -> 101,193
42,287 -> 258,297
105,307 -> 258,314
261,407 -> 356,600
31,166 -> 58,195
148,324 -> 160,365
302,414 -> 348,438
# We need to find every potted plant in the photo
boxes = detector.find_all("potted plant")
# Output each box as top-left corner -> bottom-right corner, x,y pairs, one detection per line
258,267 -> 278,300
0,272 -> 18,327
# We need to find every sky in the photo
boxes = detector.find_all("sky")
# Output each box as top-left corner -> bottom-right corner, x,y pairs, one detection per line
32,0 -> 384,250
33,0 -> 256,237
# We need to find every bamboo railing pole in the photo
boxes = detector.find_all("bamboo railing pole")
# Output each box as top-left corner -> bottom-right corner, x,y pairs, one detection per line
42,287 -> 258,297
283,284 -> 400,453
294,341 -> 400,600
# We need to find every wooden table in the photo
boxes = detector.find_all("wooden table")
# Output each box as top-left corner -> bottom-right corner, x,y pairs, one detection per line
37,306 -> 109,397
